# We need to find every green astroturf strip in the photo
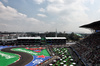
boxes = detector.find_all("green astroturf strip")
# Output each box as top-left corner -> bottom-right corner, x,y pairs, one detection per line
12,48 -> 50,56
0,51 -> 19,66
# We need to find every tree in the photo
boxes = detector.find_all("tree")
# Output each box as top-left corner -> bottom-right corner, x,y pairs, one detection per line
69,32 -> 80,41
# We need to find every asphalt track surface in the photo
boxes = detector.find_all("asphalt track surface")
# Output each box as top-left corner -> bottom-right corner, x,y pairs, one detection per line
1,47 -> 33,66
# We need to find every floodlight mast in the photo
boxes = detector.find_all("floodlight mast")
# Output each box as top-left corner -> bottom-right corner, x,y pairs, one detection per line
55,29 -> 57,37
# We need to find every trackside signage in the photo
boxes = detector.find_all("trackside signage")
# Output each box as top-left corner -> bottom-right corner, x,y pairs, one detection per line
32,59 -> 43,65
0,46 -> 9,50
0,46 -> 16,50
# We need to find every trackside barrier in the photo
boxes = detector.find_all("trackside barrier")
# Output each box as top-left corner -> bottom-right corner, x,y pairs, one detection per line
70,46 -> 88,66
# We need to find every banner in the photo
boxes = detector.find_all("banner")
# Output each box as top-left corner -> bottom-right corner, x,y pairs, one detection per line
26,55 -> 51,66
0,46 -> 16,50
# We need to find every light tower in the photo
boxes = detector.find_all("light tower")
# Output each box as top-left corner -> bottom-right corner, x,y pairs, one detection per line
55,29 -> 57,37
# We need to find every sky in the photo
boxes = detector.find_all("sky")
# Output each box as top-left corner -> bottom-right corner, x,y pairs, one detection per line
0,0 -> 100,33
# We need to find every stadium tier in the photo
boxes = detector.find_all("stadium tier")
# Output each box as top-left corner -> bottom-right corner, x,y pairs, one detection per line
71,32 -> 100,66
71,21 -> 100,66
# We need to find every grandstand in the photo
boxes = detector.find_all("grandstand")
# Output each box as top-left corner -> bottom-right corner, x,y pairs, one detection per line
17,37 -> 66,45
71,21 -> 100,66
17,37 -> 41,45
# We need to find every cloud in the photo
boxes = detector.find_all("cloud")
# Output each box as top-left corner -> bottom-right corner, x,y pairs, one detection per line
0,2 -> 50,32
90,0 -> 94,4
39,8 -> 45,12
37,14 -> 47,17
34,0 -> 45,4
45,0 -> 91,33
2,0 -> 8,3
97,9 -> 100,13
0,0 -> 93,33
46,0 -> 88,13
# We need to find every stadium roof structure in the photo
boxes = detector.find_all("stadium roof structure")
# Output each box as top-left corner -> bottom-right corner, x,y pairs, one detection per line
18,37 -> 41,39
80,20 -> 100,30
46,37 -> 66,39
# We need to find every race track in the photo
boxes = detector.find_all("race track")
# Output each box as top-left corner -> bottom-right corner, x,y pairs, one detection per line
1,47 -> 33,66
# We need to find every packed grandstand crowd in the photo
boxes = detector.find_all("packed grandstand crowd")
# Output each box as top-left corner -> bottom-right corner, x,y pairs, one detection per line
71,32 -> 100,66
